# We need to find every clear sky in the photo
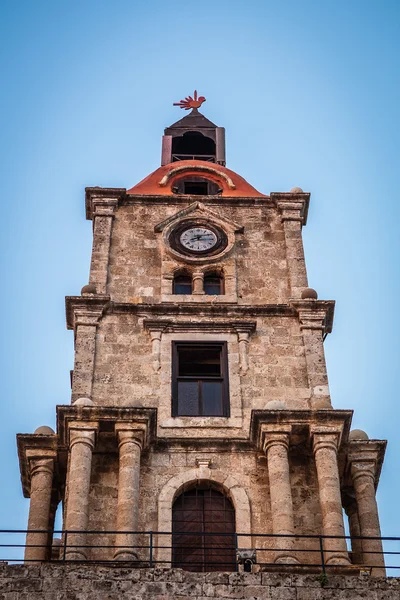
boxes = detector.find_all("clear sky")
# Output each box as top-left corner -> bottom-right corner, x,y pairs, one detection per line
0,0 -> 399,564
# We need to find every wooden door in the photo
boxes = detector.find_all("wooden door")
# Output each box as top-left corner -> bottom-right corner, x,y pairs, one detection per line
172,487 -> 236,572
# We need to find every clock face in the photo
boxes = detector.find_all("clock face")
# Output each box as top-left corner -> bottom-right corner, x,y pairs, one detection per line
179,227 -> 218,252
169,221 -> 227,257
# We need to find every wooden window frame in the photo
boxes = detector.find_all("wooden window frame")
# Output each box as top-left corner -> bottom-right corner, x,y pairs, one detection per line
203,273 -> 224,295
172,342 -> 230,417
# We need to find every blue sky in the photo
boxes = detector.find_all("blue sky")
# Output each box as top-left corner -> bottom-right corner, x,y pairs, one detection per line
0,0 -> 399,563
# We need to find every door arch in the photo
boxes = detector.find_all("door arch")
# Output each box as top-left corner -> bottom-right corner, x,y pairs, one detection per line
172,483 -> 236,572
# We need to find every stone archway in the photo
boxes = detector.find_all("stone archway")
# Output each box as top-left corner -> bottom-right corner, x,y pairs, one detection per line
156,464 -> 252,565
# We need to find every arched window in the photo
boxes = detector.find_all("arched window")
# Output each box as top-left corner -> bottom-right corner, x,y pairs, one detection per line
173,272 -> 192,295
204,272 -> 224,295
172,484 -> 236,572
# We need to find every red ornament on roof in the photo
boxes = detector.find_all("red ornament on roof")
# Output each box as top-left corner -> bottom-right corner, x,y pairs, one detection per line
173,90 -> 206,110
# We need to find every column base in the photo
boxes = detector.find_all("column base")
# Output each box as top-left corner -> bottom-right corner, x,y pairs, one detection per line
114,550 -> 139,561
325,554 -> 351,566
65,550 -> 88,561
275,555 -> 299,565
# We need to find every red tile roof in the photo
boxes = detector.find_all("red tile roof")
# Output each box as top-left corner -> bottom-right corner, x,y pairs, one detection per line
126,160 -> 267,198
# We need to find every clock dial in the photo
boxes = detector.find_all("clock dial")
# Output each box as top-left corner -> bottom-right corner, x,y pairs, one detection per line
179,227 -> 218,252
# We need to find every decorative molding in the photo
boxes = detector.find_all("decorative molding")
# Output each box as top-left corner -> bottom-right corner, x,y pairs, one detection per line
290,299 -> 335,335
143,318 -> 256,334
158,164 -> 236,190
65,296 -> 111,331
271,192 -> 310,226
154,201 -> 243,233
17,434 -> 58,498
85,188 -> 125,221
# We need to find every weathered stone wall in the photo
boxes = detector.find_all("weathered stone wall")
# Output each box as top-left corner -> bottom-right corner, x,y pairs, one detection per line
91,313 -> 310,416
1,565 -> 398,599
78,441 -> 321,564
108,203 -> 290,305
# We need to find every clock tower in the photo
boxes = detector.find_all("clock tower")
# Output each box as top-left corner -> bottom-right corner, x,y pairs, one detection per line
17,94 -> 387,576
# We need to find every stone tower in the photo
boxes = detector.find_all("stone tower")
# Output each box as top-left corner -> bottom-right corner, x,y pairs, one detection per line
17,94 -> 387,575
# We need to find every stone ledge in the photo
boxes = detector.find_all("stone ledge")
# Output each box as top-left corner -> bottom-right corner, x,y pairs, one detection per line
0,565 -> 397,599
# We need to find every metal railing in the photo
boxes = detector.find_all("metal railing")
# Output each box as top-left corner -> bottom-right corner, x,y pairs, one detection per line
1,530 -> 399,575
172,154 -> 216,162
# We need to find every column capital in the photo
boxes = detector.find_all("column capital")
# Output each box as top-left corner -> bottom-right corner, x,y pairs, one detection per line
261,425 -> 292,454
115,422 -> 147,450
85,188 -> 124,220
347,439 -> 386,488
290,300 -> 335,335
311,427 -> 342,455
271,192 -> 310,225
66,296 -> 110,331
92,198 -> 119,219
29,456 -> 55,478
68,422 -> 98,450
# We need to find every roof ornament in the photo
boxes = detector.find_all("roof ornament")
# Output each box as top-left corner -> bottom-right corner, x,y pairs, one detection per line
173,90 -> 206,110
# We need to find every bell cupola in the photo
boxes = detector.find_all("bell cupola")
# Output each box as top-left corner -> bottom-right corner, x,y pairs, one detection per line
161,91 -> 226,166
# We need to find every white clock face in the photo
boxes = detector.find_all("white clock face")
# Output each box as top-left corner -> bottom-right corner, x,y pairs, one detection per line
179,227 -> 218,252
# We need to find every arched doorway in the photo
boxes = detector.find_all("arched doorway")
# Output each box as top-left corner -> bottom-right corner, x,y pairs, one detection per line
172,484 -> 236,572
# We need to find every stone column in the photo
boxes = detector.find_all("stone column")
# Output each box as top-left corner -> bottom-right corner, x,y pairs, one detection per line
263,428 -> 298,564
293,303 -> 332,409
114,425 -> 145,561
312,431 -> 350,565
344,499 -> 363,565
89,199 -> 118,295
64,426 -> 97,560
351,461 -> 385,575
71,306 -> 105,402
273,192 -> 309,299
24,457 -> 55,562
192,272 -> 205,295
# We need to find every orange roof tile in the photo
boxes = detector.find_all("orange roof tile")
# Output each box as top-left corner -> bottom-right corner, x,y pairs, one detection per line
126,160 -> 267,198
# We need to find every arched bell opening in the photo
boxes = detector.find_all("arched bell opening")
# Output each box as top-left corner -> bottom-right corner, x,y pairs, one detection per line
172,131 -> 216,163
172,482 -> 236,572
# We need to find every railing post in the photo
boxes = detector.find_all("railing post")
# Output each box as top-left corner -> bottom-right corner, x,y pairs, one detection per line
149,531 -> 153,568
63,531 -> 68,562
319,536 -> 326,575
235,533 -> 239,572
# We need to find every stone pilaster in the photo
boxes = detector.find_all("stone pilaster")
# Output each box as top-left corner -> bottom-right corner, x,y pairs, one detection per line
88,198 -> 118,295
348,442 -> 386,576
24,456 -> 55,562
291,300 -> 334,409
114,424 -> 146,561
312,429 -> 350,565
262,426 -> 298,564
273,192 -> 310,299
64,424 -> 98,560
66,298 -> 109,402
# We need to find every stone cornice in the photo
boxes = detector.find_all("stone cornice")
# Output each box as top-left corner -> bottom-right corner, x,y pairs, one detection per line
250,409 -> 353,452
56,405 -> 157,449
112,302 -> 295,318
290,299 -> 335,334
122,195 -> 274,207
143,318 -> 256,334
85,187 -> 126,220
17,434 -> 58,498
65,295 -> 111,330
270,191 -> 310,226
